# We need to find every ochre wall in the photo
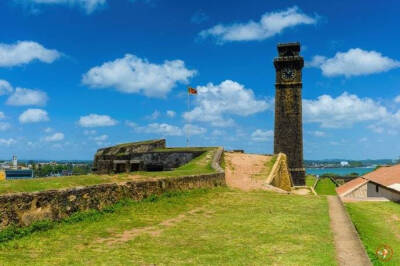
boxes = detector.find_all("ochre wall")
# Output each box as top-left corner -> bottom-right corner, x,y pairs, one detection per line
266,153 -> 293,192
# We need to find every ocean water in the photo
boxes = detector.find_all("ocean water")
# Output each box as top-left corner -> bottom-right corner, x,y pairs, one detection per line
306,167 -> 374,176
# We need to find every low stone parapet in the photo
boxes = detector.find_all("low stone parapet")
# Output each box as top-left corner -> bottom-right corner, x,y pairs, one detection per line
0,173 -> 225,229
0,147 -> 226,229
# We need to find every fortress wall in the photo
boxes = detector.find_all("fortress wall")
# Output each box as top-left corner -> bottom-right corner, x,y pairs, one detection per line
0,173 -> 225,229
0,147 -> 225,229
266,153 -> 293,192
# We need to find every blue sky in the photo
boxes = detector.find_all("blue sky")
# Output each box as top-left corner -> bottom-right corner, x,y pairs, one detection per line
1,0 -> 400,160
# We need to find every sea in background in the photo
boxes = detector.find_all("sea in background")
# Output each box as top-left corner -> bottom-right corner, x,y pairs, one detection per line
306,167 -> 375,176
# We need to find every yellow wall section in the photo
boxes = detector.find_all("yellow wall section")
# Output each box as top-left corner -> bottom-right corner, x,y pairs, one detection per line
0,171 -> 5,180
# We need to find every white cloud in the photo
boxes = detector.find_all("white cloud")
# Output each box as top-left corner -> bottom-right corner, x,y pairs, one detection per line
129,122 -> 183,136
26,0 -> 106,14
183,80 -> 270,127
44,132 -> 64,142
90,134 -> 109,146
78,114 -> 117,127
19,108 -> 49,123
125,120 -> 137,128
0,112 -> 4,119
359,137 -> 368,143
211,129 -> 225,136
183,124 -> 207,135
312,130 -> 326,137
200,6 -> 317,43
0,122 -> 11,131
92,134 -> 108,141
147,110 -> 160,120
309,48 -> 400,77
303,92 -> 388,128
395,95 -> 400,103
44,127 -> 53,133
6,88 -> 48,106
166,110 -> 176,118
0,138 -> 16,146
83,129 -> 97,135
0,80 -> 13,95
251,129 -> 273,142
82,54 -> 196,98
368,124 -> 384,134
0,41 -> 60,67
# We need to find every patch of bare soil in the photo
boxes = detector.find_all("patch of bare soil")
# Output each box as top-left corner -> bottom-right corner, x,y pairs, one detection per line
224,152 -> 272,191
96,207 -> 214,245
292,188 -> 311,195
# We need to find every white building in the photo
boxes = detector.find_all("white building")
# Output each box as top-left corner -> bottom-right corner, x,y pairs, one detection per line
337,164 -> 400,202
12,155 -> 17,169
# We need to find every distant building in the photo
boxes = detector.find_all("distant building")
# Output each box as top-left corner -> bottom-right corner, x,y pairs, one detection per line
5,169 -> 34,180
12,155 -> 17,169
0,162 -> 10,170
340,161 -> 349,167
337,164 -> 400,202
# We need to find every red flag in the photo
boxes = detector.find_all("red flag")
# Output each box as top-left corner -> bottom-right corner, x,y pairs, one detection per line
188,87 -> 197,95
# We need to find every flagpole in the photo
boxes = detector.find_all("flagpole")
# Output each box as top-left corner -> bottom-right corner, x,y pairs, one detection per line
186,88 -> 190,147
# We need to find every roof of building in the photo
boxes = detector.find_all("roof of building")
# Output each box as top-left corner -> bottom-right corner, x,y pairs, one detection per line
363,164 -> 400,187
388,183 -> 400,192
336,177 -> 369,196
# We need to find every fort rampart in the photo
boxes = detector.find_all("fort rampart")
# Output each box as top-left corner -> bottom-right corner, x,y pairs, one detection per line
0,147 -> 225,229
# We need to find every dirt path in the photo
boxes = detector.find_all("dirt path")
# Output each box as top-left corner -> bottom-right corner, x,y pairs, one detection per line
224,152 -> 272,191
328,196 -> 372,266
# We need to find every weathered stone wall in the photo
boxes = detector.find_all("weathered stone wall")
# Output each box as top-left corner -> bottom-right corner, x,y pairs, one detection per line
95,151 -> 205,174
0,173 -> 225,229
0,147 -> 225,229
344,183 -> 367,199
93,139 -> 167,173
266,153 -> 293,192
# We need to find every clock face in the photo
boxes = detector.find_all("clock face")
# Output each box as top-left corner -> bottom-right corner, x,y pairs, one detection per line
281,68 -> 296,81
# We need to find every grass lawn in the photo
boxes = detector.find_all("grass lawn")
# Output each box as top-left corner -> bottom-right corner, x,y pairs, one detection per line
346,201 -> 400,265
315,178 -> 337,195
306,175 -> 317,187
0,187 -> 336,265
0,149 -> 216,195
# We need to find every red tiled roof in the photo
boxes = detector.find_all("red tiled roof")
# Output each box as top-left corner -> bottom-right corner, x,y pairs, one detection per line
336,177 -> 368,196
363,164 -> 400,186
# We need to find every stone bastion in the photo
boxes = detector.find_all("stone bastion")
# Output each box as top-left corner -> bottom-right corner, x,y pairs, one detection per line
93,139 -> 206,174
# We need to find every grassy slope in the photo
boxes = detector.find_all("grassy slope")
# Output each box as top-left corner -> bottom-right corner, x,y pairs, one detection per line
315,178 -> 337,195
0,149 -> 216,195
346,202 -> 400,266
0,188 -> 336,265
306,175 -> 317,187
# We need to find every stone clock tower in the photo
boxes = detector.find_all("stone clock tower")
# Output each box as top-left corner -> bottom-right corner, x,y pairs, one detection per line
273,42 -> 305,186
